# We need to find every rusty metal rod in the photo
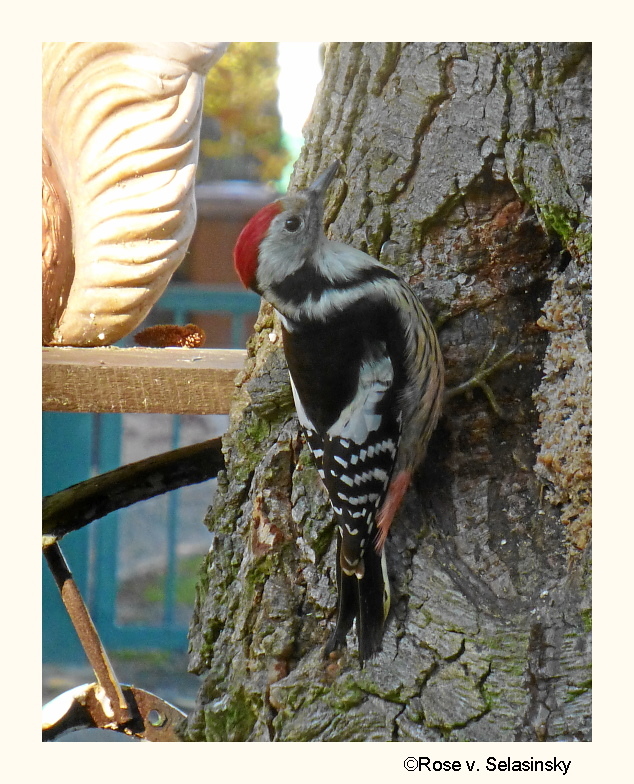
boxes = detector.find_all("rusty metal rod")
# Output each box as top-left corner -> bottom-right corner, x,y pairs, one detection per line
43,542 -> 133,727
43,436 -> 224,543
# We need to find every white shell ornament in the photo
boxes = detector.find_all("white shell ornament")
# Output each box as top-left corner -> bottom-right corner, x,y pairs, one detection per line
42,42 -> 228,346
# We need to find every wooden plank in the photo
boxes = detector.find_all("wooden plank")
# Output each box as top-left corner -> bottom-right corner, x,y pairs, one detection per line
43,346 -> 247,414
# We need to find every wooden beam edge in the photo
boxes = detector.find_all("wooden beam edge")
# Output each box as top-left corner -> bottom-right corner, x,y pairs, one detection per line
43,346 -> 247,415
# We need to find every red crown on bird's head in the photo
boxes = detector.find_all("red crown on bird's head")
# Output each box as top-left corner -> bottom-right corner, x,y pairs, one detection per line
233,200 -> 282,291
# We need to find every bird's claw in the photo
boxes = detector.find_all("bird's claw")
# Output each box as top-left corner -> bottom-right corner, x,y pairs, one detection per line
445,340 -> 519,420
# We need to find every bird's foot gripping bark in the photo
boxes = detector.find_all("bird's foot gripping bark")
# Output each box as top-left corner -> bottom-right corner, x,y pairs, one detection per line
444,339 -> 519,420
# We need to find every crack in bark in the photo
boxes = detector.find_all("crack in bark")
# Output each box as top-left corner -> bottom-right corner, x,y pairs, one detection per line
330,44 -> 371,163
518,620 -> 554,741
369,42 -> 403,96
390,636 -> 495,740
387,51 -> 457,205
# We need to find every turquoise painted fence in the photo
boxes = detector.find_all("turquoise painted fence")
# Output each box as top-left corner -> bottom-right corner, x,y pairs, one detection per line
43,285 -> 260,663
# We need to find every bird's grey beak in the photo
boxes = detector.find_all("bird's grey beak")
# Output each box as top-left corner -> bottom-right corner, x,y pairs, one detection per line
308,159 -> 341,196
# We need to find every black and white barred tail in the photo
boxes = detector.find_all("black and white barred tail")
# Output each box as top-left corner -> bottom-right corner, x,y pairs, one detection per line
325,531 -> 389,663
302,416 -> 399,663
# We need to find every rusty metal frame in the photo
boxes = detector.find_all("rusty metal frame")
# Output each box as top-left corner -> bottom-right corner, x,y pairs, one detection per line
42,542 -> 186,741
42,682 -> 186,742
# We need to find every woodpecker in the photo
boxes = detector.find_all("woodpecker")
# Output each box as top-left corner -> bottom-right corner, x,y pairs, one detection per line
233,160 -> 444,663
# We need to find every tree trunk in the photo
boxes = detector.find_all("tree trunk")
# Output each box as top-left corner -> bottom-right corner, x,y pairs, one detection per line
185,42 -> 591,742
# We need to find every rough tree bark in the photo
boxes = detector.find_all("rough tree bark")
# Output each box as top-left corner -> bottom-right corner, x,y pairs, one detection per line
185,42 -> 591,742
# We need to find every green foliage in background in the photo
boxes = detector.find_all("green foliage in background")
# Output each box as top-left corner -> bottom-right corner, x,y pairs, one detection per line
200,42 -> 290,183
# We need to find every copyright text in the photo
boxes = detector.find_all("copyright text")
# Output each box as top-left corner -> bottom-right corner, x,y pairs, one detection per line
403,757 -> 572,775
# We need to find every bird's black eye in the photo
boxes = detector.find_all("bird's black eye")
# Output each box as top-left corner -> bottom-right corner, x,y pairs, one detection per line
284,215 -> 302,232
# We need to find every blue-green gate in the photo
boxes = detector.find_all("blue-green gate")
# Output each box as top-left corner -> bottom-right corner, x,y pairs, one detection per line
43,285 -> 259,663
